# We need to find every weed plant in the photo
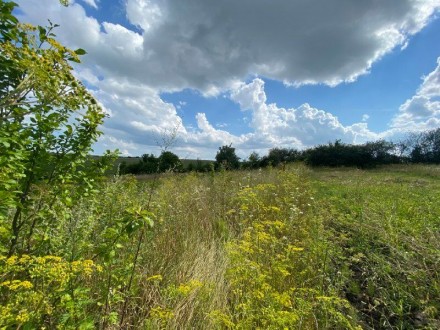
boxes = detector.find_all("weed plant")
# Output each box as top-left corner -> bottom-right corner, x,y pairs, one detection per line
1,165 -> 439,329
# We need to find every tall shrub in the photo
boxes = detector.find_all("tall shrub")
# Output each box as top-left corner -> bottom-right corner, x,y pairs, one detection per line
0,1 -> 109,255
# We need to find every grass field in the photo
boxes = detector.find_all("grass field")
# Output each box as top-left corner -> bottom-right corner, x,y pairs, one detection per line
1,164 -> 439,329
307,165 -> 440,329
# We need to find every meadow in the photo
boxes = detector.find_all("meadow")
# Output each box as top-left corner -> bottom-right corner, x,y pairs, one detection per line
2,2 -> 439,328
1,164 -> 439,329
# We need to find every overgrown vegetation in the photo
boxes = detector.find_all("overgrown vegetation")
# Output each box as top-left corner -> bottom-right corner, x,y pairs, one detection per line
2,162 -> 439,328
309,165 -> 440,329
119,130 -> 440,175
1,2 -> 439,329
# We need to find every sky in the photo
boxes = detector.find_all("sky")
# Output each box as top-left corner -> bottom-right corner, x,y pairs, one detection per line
15,0 -> 440,160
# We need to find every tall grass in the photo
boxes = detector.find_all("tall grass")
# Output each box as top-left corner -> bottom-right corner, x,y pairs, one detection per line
1,165 -> 439,328
309,165 -> 440,329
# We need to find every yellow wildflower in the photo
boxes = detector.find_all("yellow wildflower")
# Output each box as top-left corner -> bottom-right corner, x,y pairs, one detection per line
6,256 -> 17,265
146,274 -> 163,282
20,281 -> 33,289
16,310 -> 30,323
19,255 -> 31,264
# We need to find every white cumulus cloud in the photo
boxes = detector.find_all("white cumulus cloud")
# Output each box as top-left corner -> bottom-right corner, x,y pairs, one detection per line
230,79 -> 379,149
80,0 -> 98,9
392,57 -> 440,131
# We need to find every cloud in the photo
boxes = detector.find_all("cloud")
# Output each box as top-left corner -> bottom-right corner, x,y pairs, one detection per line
15,1 -> 144,82
80,0 -> 98,9
90,76 -> 380,159
125,0 -> 162,32
13,0 -> 440,159
392,57 -> 440,131
230,78 -> 379,149
16,0 -> 440,93
191,113 -> 239,146
93,77 -> 185,144
126,0 -> 439,91
80,72 -> 243,158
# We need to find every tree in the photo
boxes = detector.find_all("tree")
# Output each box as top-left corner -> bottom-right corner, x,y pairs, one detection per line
141,153 -> 159,173
305,140 -> 372,168
409,128 -> 440,163
304,139 -> 401,168
364,140 -> 398,164
266,147 -> 300,166
121,151 -> 183,174
158,151 -> 182,172
0,1 -> 110,255
215,144 -> 240,170
245,151 -> 261,169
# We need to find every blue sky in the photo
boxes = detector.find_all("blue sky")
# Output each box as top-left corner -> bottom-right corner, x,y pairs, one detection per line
15,0 -> 440,159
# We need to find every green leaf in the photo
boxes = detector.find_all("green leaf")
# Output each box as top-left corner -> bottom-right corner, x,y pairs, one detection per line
68,56 -> 80,63
144,216 -> 154,228
38,26 -> 47,40
75,48 -> 87,55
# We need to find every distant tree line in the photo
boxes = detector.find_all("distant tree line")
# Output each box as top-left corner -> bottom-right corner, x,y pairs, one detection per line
402,128 -> 440,164
303,139 -> 399,168
231,128 -> 440,170
120,128 -> 440,175
119,151 -> 213,175
119,151 -> 181,174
